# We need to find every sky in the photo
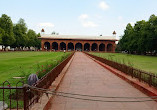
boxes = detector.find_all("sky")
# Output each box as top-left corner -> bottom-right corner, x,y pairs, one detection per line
0,0 -> 157,40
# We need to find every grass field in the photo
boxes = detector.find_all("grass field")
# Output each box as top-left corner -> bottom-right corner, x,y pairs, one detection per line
0,51 -> 71,108
0,51 -> 71,85
90,52 -> 157,74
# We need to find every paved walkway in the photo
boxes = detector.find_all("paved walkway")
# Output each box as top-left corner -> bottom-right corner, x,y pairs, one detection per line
48,52 -> 157,110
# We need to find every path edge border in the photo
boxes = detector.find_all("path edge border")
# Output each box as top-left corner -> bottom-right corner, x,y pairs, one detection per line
43,53 -> 75,110
84,53 -> 157,100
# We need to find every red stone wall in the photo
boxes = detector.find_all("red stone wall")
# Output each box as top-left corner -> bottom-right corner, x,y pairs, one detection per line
41,39 -> 116,52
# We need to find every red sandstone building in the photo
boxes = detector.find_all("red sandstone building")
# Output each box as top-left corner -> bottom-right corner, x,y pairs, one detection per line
39,31 -> 117,52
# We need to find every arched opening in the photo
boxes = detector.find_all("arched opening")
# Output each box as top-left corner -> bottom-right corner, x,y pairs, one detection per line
91,43 -> 98,51
84,43 -> 90,51
44,42 -> 50,50
68,42 -> 74,51
99,43 -> 105,51
107,44 -> 113,52
75,43 -> 82,51
52,42 -> 58,51
60,42 -> 66,50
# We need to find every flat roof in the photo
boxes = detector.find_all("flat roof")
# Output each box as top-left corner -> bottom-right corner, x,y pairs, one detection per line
39,34 -> 118,41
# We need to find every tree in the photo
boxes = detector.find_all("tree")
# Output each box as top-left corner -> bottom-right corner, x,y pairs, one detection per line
148,14 -> 157,53
0,27 -> 4,45
118,23 -> 134,52
0,14 -> 41,50
133,20 -> 146,54
27,29 -> 37,47
12,18 -> 28,49
0,14 -> 15,49
27,30 -> 41,50
118,14 -> 157,55
36,33 -> 41,49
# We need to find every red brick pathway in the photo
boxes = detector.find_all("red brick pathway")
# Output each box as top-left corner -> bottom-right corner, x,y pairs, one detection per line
48,52 -> 157,110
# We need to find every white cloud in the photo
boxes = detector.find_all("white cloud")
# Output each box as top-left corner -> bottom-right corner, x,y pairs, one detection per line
82,21 -> 98,27
78,14 -> 98,28
99,1 -> 109,11
79,14 -> 89,20
38,22 -> 54,27
118,16 -> 123,20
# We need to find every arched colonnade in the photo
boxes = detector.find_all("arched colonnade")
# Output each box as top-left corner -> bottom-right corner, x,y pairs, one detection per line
43,41 -> 114,52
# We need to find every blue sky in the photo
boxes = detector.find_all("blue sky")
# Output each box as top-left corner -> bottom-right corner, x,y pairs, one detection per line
0,0 -> 157,39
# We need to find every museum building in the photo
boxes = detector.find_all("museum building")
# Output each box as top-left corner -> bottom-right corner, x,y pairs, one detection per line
39,31 -> 117,52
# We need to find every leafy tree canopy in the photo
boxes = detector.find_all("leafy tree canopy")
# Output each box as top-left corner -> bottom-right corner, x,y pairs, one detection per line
12,18 -> 28,48
0,27 -> 4,44
117,14 -> 157,55
27,29 -> 37,47
0,14 -> 15,46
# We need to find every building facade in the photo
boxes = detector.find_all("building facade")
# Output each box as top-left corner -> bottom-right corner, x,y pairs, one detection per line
39,34 -> 117,52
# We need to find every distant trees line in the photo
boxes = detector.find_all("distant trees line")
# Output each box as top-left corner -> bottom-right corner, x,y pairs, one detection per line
0,14 -> 41,51
117,14 -> 157,55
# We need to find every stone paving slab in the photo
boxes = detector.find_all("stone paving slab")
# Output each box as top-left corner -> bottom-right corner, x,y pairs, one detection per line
48,52 -> 157,110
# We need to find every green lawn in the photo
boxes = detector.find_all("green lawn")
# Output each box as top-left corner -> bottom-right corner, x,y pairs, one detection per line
90,52 -> 157,74
0,51 -> 71,108
0,51 -> 71,85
